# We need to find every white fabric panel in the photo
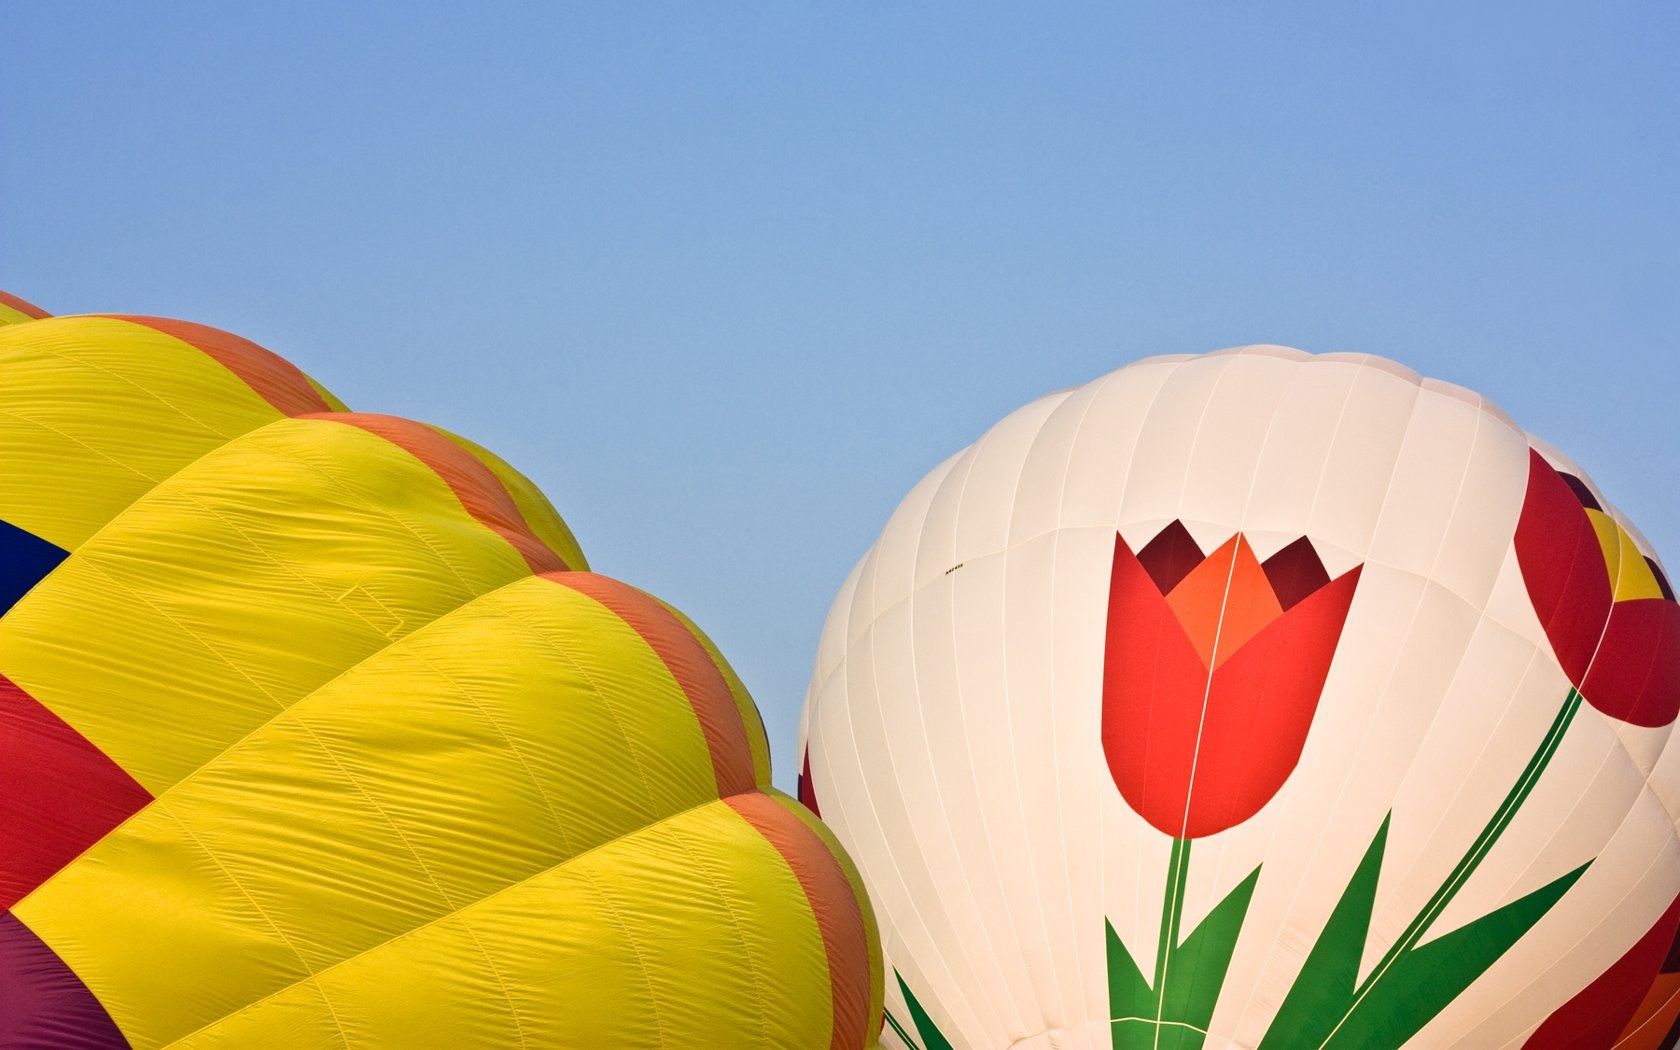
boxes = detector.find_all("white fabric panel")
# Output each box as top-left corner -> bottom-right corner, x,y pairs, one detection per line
1008,388 -> 1093,548
1648,723 -> 1680,844
947,391 -> 1071,566
1239,353 -> 1365,562
1173,352 -> 1298,539
1303,362 -> 1422,572
1048,525 -> 1131,1037
1357,585 -> 1526,972
998,534 -> 1082,1034
1056,359 -> 1181,532
940,553 -> 1040,1039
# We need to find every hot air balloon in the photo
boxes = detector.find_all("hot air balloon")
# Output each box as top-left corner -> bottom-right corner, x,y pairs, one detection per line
0,291 -> 884,1049
797,347 -> 1680,1049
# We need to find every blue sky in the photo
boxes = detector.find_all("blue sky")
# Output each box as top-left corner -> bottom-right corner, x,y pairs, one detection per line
5,3 -> 1675,788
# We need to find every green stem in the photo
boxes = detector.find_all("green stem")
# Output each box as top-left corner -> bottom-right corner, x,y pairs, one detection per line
1154,837 -> 1192,1025
883,1010 -> 923,1050
1349,688 -> 1583,1002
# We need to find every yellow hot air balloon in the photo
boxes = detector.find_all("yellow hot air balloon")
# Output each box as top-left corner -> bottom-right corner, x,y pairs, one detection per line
0,291 -> 883,1049
798,347 -> 1679,1050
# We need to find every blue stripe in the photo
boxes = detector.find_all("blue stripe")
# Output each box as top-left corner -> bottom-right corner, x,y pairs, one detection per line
0,518 -> 67,615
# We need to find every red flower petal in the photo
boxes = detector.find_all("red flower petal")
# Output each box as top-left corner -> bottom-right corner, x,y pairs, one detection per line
1515,449 -> 1615,690
1103,532 -> 1212,838
1180,564 -> 1362,839
1165,534 -> 1283,670
1581,599 -> 1680,728
1103,528 -> 1362,840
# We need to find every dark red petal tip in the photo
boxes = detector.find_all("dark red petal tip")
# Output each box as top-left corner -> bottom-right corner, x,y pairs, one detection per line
1137,520 -> 1205,595
1262,536 -> 1331,612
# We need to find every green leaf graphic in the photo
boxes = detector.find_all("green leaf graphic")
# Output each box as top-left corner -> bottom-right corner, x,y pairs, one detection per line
1262,688 -> 1588,1050
1107,917 -> 1155,1024
892,970 -> 955,1050
1109,848 -> 1260,1050
1324,861 -> 1587,1049
1260,815 -> 1392,1048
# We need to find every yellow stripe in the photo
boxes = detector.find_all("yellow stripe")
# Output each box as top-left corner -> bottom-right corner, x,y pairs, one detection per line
29,798 -> 831,1048
0,302 -> 38,327
166,801 -> 829,1050
14,574 -> 733,1047
305,375 -> 351,413
0,416 -> 536,793
1587,508 -> 1664,602
0,316 -> 290,549
1,309 -> 871,1049
426,425 -> 589,572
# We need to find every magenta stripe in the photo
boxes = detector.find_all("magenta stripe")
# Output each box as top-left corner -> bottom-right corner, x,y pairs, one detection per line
0,912 -> 128,1049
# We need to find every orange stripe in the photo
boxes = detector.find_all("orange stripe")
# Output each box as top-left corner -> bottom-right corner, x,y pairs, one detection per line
0,291 -> 51,319
544,572 -> 755,796
100,316 -> 333,417
303,413 -> 568,575
727,792 -> 870,1050
1617,974 -> 1680,1048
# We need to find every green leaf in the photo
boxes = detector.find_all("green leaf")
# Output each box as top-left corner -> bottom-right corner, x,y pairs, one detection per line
1107,917 -> 1156,1019
1259,814 -> 1390,1049
1263,692 -> 1589,1050
1108,860 -> 1261,1050
1260,813 -> 1589,1050
1108,919 -> 1157,1050
1161,865 -> 1260,1031
1323,861 -> 1589,1049
894,970 -> 956,1050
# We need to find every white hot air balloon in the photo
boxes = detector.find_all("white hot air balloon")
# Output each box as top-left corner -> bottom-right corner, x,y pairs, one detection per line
796,347 -> 1680,1050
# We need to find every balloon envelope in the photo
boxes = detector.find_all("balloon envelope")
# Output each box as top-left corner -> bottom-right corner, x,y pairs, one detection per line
799,346 -> 1680,1049
0,295 -> 884,1050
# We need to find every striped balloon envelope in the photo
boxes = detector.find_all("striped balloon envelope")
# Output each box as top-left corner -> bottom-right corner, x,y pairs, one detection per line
0,290 -> 883,1050
797,346 -> 1680,1049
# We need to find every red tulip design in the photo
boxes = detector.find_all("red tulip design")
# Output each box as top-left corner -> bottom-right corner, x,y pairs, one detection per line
1102,521 -> 1362,839
1514,448 -> 1680,727
1106,458 -> 1677,1047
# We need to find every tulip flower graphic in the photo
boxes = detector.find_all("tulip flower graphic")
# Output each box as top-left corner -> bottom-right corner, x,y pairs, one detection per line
1255,451 -> 1677,1049
1102,521 -> 1363,839
1496,449 -> 1680,1046
1102,521 -> 1361,1049
1514,448 -> 1680,727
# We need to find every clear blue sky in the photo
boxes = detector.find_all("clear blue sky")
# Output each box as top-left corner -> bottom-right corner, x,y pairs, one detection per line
5,3 -> 1675,789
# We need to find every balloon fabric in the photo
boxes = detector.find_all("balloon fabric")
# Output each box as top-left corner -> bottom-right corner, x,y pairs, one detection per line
0,291 -> 886,1050
798,346 -> 1680,1050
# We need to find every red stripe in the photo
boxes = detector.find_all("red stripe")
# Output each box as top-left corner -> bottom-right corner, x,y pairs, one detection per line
0,291 -> 51,319
303,413 -> 567,576
544,572 -> 755,797
99,316 -> 333,417
727,792 -> 870,1050
0,674 -> 152,910
1525,889 -> 1680,1047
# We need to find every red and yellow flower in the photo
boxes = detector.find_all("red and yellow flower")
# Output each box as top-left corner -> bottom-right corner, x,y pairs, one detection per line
1102,521 -> 1362,839
1514,449 -> 1680,727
